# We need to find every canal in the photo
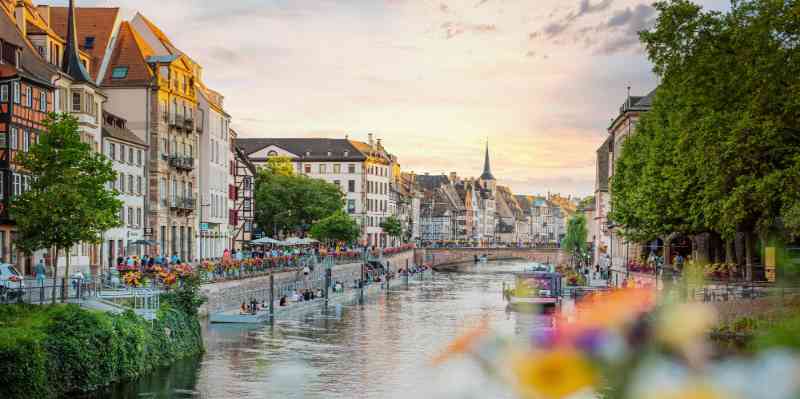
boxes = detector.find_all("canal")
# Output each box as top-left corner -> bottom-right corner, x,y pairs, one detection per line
94,260 -> 556,399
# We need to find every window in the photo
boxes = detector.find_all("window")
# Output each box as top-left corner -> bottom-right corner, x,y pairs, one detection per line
119,207 -> 124,224
333,164 -> 341,174
12,82 -> 19,104
109,143 -> 115,159
22,130 -> 28,152
304,164 -> 311,174
137,150 -> 142,165
137,176 -> 142,195
39,91 -> 46,112
25,86 -> 31,107
333,180 -> 340,189
12,174 -> 20,196
318,164 -> 326,174
348,180 -> 355,193
348,164 -> 356,174
267,150 -> 278,156
128,148 -> 133,164
128,175 -> 134,194
347,199 -> 356,213
119,173 -> 125,192
136,208 -> 142,227
85,93 -> 94,115
1,85 -> 7,102
171,178 -> 177,205
160,178 -> 167,204
111,66 -> 128,79
9,127 -> 17,150
71,91 -> 81,113
161,138 -> 168,155
84,36 -> 95,49
128,206 -> 134,226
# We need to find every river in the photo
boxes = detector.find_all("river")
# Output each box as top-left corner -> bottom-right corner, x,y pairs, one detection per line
93,260 -> 558,399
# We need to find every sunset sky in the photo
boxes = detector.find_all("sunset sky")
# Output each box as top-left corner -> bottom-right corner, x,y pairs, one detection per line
45,0 -> 728,196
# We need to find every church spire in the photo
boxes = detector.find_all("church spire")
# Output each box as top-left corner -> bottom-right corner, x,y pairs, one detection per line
480,141 -> 495,181
62,0 -> 91,83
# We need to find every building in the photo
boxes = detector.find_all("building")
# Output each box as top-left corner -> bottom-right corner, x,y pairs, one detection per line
600,90 -> 654,282
196,85 -> 232,259
594,136 -> 612,265
420,188 -> 453,242
98,15 -> 200,262
230,133 -> 255,250
240,135 -> 399,246
476,144 -> 497,244
0,7 -> 55,275
101,111 -> 146,267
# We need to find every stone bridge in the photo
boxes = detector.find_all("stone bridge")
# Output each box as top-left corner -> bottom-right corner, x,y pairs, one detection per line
418,247 -> 567,269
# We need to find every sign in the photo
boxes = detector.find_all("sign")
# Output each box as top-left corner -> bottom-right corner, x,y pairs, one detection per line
143,228 -> 153,236
200,223 -> 209,231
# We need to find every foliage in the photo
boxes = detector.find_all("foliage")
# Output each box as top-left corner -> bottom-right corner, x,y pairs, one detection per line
262,155 -> 295,177
611,0 -> 800,245
160,273 -> 207,317
380,216 -> 403,239
0,303 -> 202,399
561,214 -> 588,261
9,113 -> 121,281
254,162 -> 344,236
309,210 -> 361,244
577,195 -> 595,210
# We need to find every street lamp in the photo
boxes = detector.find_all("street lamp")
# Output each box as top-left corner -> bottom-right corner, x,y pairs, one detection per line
199,201 -> 210,260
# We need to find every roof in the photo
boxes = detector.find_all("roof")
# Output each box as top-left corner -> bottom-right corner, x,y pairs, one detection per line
415,174 -> 450,191
59,1 -> 92,83
102,125 -> 146,147
480,143 -> 495,180
49,6 -> 118,82
596,135 -> 612,192
102,21 -> 154,87
237,138 -> 367,162
0,8 -> 57,84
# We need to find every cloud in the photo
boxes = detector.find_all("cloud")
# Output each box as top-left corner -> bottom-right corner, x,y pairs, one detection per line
441,21 -> 497,39
439,3 -> 449,13
606,4 -> 656,29
538,0 -> 614,39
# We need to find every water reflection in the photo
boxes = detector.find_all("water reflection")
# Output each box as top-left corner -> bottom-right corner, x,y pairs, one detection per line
96,260 -> 558,399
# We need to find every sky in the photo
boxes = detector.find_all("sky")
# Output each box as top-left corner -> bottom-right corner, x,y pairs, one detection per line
44,0 -> 729,197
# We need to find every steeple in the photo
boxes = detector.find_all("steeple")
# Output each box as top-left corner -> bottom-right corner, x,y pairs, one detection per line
480,141 -> 495,181
62,0 -> 91,83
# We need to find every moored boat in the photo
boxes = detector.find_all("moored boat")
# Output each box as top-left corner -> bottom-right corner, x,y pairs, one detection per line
506,271 -> 562,312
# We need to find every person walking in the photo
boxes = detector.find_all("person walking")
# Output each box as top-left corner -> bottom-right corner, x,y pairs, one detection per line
35,258 -> 46,286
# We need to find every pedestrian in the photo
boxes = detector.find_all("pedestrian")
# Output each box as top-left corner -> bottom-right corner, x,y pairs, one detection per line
35,258 -> 46,286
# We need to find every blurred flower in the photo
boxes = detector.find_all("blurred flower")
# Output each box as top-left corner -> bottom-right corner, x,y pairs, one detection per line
512,349 -> 597,399
709,350 -> 800,399
656,303 -> 716,364
432,319 -> 489,365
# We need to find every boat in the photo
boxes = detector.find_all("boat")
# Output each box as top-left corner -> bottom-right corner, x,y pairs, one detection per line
506,271 -> 562,312
474,254 -> 488,263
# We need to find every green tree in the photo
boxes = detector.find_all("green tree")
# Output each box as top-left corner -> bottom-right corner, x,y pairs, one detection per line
561,214 -> 589,268
309,210 -> 361,244
10,114 -> 121,301
380,216 -> 403,245
254,165 -> 344,237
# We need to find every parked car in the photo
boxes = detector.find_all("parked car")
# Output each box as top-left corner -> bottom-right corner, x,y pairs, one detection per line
0,263 -> 25,302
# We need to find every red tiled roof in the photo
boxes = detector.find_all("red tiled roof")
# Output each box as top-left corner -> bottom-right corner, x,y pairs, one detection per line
49,7 -> 119,82
102,21 -> 154,87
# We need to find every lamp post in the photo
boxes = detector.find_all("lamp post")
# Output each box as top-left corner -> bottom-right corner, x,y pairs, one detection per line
199,201 -> 210,260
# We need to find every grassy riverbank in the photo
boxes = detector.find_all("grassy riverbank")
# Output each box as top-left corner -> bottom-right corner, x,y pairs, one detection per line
710,295 -> 800,352
0,303 -> 203,399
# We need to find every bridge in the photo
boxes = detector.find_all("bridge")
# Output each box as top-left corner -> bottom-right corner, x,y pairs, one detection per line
419,247 -> 567,269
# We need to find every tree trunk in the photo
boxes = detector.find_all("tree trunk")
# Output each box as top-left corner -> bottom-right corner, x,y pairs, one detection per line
63,247 -> 71,302
52,247 -> 58,305
744,231 -> 754,281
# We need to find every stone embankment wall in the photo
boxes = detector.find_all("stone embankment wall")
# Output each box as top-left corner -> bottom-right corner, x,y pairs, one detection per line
199,250 -> 416,317
420,247 -> 567,268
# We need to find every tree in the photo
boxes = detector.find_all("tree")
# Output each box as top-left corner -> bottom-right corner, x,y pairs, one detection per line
561,214 -> 589,268
10,114 -> 121,301
610,0 -> 800,278
309,210 -> 360,244
380,216 -> 403,245
254,164 -> 344,237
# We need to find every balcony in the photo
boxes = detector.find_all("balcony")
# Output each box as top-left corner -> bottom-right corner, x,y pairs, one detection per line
170,197 -> 195,212
183,116 -> 194,130
168,155 -> 194,171
169,115 -> 185,129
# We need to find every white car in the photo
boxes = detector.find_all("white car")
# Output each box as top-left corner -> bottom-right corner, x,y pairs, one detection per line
0,263 -> 24,289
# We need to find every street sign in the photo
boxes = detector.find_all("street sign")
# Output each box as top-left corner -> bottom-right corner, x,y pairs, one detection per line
143,228 -> 153,236
200,223 -> 209,231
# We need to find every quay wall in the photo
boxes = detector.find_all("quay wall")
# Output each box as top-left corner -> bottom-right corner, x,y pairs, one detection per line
199,250 -> 415,317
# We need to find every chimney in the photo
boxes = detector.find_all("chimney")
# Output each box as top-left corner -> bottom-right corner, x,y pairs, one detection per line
368,133 -> 374,147
14,3 -> 26,37
37,6 -> 50,26
377,138 -> 382,148
345,134 -> 349,140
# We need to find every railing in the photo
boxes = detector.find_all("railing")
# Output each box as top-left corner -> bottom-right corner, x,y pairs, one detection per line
169,197 -> 195,211
0,277 -> 96,304
168,155 -> 194,171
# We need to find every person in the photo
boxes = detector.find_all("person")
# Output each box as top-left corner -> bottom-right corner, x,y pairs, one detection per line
279,295 -> 287,306
171,253 -> 179,265
35,259 -> 46,286
126,256 -> 134,268
235,250 -> 243,262
240,302 -> 247,314
675,253 -> 685,270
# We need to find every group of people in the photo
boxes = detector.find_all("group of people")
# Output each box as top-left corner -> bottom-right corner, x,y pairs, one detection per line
239,298 -> 266,315
116,253 -> 185,270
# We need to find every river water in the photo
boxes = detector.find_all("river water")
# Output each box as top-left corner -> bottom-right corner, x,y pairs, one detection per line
96,260 -> 558,399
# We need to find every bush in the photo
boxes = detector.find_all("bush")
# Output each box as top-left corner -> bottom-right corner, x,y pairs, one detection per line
0,303 -> 203,399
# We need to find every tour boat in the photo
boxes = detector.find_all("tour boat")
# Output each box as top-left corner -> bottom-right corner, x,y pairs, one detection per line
506,271 -> 562,312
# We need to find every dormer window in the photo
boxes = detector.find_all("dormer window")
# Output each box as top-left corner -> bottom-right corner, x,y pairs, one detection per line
305,151 -> 311,156
267,150 -> 278,156
327,151 -> 332,156
14,49 -> 20,68
344,151 -> 349,157
84,36 -> 95,49
111,66 -> 128,79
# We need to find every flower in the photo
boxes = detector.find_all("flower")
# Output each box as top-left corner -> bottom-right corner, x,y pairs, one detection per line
431,319 -> 489,365
512,348 -> 597,399
656,303 -> 716,352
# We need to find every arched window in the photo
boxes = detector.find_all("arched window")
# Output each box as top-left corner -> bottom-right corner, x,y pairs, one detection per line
267,150 -> 278,156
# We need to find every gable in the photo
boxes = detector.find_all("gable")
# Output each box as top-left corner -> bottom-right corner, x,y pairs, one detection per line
250,144 -> 298,159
